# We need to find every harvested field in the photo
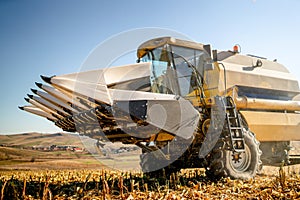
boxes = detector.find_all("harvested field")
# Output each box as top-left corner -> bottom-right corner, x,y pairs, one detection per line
1,166 -> 300,199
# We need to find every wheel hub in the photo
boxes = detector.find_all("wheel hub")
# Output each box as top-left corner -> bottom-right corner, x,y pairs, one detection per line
232,153 -> 242,163
230,145 -> 251,172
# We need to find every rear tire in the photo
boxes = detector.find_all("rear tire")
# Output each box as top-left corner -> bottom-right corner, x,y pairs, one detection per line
206,130 -> 262,180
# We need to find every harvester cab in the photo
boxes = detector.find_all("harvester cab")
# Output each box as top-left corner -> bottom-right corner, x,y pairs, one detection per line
137,37 -> 211,98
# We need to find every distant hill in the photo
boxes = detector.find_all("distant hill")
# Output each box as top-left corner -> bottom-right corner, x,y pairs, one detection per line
0,132 -> 140,154
0,132 -> 88,147
0,132 -> 140,170
0,132 -> 93,148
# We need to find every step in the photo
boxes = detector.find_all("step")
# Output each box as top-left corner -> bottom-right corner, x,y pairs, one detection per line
229,127 -> 242,130
232,138 -> 245,141
234,149 -> 245,153
228,116 -> 237,119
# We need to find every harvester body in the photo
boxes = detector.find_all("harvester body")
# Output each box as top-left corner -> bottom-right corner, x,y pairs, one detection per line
20,37 -> 300,179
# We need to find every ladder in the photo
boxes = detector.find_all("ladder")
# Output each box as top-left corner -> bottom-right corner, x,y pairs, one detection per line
225,96 -> 245,152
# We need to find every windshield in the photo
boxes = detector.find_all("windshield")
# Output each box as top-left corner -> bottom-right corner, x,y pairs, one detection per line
141,44 -> 205,96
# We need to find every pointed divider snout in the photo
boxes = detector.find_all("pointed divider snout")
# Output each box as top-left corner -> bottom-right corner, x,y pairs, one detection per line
40,75 -> 52,84
35,82 -> 43,89
27,94 -> 34,99
18,106 -> 24,110
31,88 -> 38,94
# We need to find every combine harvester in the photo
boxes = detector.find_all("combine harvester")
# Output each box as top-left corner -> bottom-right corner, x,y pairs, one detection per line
20,37 -> 300,179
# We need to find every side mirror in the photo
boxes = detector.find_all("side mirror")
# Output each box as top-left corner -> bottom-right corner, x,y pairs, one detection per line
204,63 -> 214,71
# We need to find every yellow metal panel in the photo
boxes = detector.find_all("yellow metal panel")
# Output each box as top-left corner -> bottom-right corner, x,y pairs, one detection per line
203,62 -> 225,97
241,111 -> 300,141
150,132 -> 175,142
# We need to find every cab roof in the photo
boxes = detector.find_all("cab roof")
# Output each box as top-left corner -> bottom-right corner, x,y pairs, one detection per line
137,37 -> 205,58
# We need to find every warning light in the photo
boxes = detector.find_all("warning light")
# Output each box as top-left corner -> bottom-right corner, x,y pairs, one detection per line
233,44 -> 241,53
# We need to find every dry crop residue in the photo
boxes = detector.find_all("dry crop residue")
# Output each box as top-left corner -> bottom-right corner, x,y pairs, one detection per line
0,167 -> 300,199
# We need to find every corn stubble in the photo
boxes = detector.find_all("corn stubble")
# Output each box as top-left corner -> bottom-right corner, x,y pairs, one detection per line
0,168 -> 300,199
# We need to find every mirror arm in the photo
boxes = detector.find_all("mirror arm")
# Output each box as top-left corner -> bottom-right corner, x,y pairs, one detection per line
253,59 -> 263,68
212,50 -> 218,62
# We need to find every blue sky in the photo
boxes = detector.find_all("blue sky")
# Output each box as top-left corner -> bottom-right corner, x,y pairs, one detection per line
1,0 -> 300,134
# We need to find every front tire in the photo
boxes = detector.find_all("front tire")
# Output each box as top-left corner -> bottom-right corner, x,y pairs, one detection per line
206,130 -> 262,180
140,152 -> 180,179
